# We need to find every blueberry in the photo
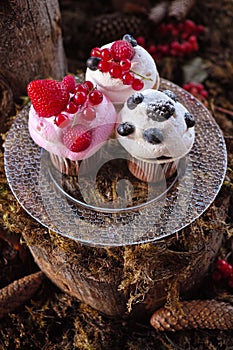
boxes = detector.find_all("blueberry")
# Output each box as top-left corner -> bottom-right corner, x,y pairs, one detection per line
144,128 -> 163,144
117,122 -> 135,136
127,92 -> 144,110
123,34 -> 137,47
146,100 -> 175,121
86,56 -> 101,71
184,112 -> 195,128
163,90 -> 178,102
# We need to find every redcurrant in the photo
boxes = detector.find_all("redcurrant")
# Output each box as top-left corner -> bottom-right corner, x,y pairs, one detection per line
65,101 -> 79,114
89,90 -> 103,105
109,64 -> 123,79
132,78 -> 144,91
54,113 -> 70,128
73,91 -> 87,105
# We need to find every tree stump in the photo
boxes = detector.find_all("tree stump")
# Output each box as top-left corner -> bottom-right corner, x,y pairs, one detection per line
0,0 -> 67,123
21,188 -> 228,320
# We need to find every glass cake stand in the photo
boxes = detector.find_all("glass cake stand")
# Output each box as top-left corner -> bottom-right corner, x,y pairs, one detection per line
4,79 -> 227,246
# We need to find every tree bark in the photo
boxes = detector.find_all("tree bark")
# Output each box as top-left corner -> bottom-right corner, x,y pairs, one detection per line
0,0 -> 67,120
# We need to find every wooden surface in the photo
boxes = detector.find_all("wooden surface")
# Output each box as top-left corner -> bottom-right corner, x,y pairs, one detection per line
0,0 -> 67,120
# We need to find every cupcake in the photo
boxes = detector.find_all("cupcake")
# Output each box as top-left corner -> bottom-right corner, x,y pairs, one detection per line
27,75 -> 117,176
85,34 -> 160,110
116,89 -> 195,182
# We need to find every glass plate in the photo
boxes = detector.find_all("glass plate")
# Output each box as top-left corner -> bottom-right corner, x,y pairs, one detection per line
4,79 -> 227,246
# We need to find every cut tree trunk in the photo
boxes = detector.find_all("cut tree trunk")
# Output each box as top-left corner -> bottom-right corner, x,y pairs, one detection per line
22,188 -> 229,320
0,0 -> 67,122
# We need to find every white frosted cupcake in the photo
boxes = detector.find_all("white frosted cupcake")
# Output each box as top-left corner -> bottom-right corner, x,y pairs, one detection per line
85,34 -> 160,110
116,89 -> 195,182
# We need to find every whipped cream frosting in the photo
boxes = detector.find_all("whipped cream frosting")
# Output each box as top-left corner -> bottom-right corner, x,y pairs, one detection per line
28,95 -> 117,161
116,89 -> 195,160
85,42 -> 160,105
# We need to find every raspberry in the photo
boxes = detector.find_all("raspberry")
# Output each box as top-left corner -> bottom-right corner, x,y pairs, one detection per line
27,79 -> 69,118
62,75 -> 76,93
110,40 -> 135,61
63,125 -> 92,152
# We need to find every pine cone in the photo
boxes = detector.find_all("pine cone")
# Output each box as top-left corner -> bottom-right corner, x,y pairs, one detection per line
150,300 -> 233,331
87,12 -> 147,48
0,271 -> 44,319
168,0 -> 196,20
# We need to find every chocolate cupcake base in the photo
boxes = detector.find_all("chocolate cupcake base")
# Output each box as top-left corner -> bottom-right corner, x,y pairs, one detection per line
49,153 -> 80,176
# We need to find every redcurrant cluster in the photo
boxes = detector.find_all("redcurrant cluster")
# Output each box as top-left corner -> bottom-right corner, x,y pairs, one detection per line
54,79 -> 103,128
182,82 -> 208,102
212,259 -> 233,289
137,19 -> 205,59
86,37 -> 145,91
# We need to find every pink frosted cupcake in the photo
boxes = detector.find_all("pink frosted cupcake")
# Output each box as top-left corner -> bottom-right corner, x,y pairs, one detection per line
27,75 -> 117,175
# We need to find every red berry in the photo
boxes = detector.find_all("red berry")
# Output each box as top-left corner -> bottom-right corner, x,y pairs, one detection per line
167,23 -> 175,32
132,78 -> 144,91
136,36 -> 145,47
222,264 -> 233,278
74,84 -> 89,94
98,60 -> 111,73
216,259 -> 233,277
91,47 -> 101,57
83,106 -> 96,121
122,72 -> 134,85
88,90 -> 103,105
62,75 -> 76,93
27,79 -> 69,117
110,40 -> 135,61
63,125 -> 92,153
197,25 -> 205,34
201,90 -> 208,98
109,64 -> 123,79
119,59 -> 131,72
184,19 -> 196,34
65,101 -> 79,114
54,113 -> 70,128
83,80 -> 94,91
148,45 -> 156,55
101,48 -> 112,61
73,91 -> 87,105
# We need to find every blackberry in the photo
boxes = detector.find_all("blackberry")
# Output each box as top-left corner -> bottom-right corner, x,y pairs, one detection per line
127,92 -> 144,110
117,122 -> 135,136
86,56 -> 101,71
146,100 -> 175,121
144,128 -> 163,144
184,112 -> 195,128
123,34 -> 137,47
163,89 -> 178,102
